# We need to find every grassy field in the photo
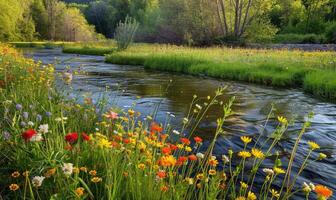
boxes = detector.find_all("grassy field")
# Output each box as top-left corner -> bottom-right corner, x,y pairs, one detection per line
104,44 -> 336,101
0,43 -> 333,199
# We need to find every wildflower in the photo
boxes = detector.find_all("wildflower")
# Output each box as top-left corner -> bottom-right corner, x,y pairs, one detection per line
318,153 -> 327,160
162,147 -> 171,155
277,116 -> 288,124
308,141 -> 320,150
11,171 -> 20,178
270,189 -> 280,198
172,130 -> 180,135
32,176 -> 45,187
44,168 -> 56,178
9,184 -> 19,191
236,196 -> 246,200
150,122 -> 163,133
23,112 -> 29,119
185,177 -> 194,185
138,163 -> 146,170
22,170 -> 29,177
180,138 -> 191,145
128,109 -> 135,117
188,154 -> 197,161
196,173 -> 204,180
194,136 -> 203,143
91,177 -> 102,183
240,136 -> 252,144
89,170 -> 97,176
247,191 -> 257,200
16,104 -> 22,110
222,155 -> 229,163
315,185 -> 333,199
81,133 -> 90,141
208,158 -> 219,167
73,167 -> 80,174
30,133 -> 43,142
22,129 -> 37,141
273,167 -> 285,174
303,182 -> 312,193
2,131 -> 11,140
251,148 -> 264,159
104,111 -> 118,120
65,132 -> 78,143
196,104 -> 202,110
156,170 -> 166,179
160,185 -> 169,192
36,115 -> 42,122
240,181 -> 248,189
28,121 -> 34,126
185,146 -> 192,152
38,124 -> 49,134
45,111 -> 52,117
183,118 -> 188,124
80,167 -> 88,172
62,163 -> 73,176
238,151 -> 251,158
20,121 -> 27,127
209,169 -> 216,175
62,72 -> 73,84
196,153 -> 204,159
75,187 -> 85,197
263,168 -> 274,176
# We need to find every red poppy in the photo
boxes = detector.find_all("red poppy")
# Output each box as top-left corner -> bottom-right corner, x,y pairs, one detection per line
194,136 -> 203,143
162,147 -> 171,155
150,122 -> 163,133
81,133 -> 90,141
188,154 -> 197,161
65,132 -> 78,143
176,156 -> 188,165
156,171 -> 166,179
123,138 -> 130,144
22,129 -> 37,141
180,138 -> 191,145
169,144 -> 178,151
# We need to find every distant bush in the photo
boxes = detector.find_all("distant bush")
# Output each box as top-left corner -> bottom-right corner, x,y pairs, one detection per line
115,17 -> 139,51
273,34 -> 327,44
325,22 -> 336,43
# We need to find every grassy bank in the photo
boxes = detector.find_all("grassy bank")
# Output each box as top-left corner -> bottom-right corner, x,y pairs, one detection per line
1,43 -> 334,199
63,46 -> 116,55
102,44 -> 336,102
9,41 -> 72,49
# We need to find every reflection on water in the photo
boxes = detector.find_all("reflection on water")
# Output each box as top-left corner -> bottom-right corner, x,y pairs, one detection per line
24,48 -> 336,199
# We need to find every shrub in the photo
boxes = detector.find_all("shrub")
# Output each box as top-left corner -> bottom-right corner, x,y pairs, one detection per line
114,16 -> 139,51
273,34 -> 326,44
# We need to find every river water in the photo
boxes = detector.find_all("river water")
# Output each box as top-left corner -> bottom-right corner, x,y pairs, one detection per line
24,48 -> 336,199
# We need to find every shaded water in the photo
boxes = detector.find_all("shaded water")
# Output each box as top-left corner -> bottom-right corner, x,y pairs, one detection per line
25,48 -> 336,199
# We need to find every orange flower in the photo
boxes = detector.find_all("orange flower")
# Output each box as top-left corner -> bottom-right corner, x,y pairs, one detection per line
188,154 -> 197,161
160,185 -> 169,192
315,185 -> 333,199
150,122 -> 163,133
156,170 -> 166,179
158,155 -> 176,167
180,138 -> 191,145
194,136 -> 203,143
162,147 -> 171,155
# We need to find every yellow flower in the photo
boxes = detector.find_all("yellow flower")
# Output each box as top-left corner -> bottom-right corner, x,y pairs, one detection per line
128,109 -> 135,117
277,116 -> 288,124
273,167 -> 285,174
238,151 -> 251,158
208,169 -> 216,176
138,163 -> 146,170
240,181 -> 248,189
240,136 -> 252,144
236,197 -> 246,200
75,187 -> 85,197
270,189 -> 280,198
80,167 -> 88,172
177,144 -> 184,149
308,141 -> 320,150
185,146 -> 192,152
73,167 -> 80,174
196,173 -> 204,180
89,170 -> 97,176
247,191 -> 257,200
185,177 -> 194,185
44,168 -> 56,178
98,138 -> 111,148
22,170 -> 29,177
318,153 -> 327,160
251,148 -> 264,159
9,184 -> 19,191
11,171 -> 20,178
91,177 -> 102,183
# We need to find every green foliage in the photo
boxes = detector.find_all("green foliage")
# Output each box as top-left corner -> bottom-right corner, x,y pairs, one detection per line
245,18 -> 279,43
325,21 -> 336,43
273,34 -> 327,44
115,17 -> 139,50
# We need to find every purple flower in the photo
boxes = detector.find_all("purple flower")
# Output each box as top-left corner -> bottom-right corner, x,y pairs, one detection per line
20,121 -> 27,127
16,104 -> 22,110
23,112 -> 29,120
2,131 -> 10,140
45,111 -> 52,117
36,114 -> 42,122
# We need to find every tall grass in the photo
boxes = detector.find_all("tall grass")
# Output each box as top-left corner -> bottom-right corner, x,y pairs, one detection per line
0,44 -> 333,200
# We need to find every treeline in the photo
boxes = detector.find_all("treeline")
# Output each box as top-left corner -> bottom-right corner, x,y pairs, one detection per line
73,0 -> 336,45
0,0 -> 101,41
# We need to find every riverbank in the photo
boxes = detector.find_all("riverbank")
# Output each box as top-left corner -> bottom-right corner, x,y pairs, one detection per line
104,44 -> 336,102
